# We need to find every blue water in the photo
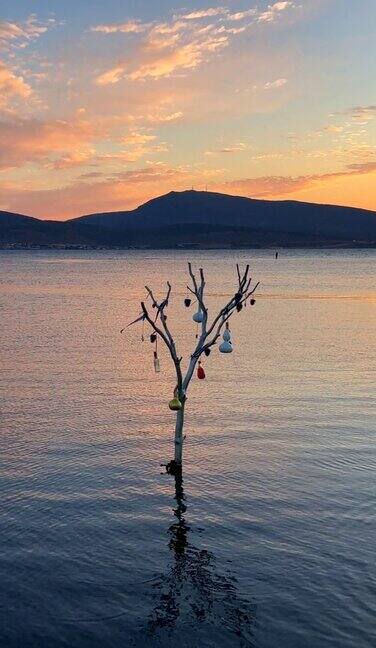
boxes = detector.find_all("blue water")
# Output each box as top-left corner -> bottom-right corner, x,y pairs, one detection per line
1,249 -> 375,647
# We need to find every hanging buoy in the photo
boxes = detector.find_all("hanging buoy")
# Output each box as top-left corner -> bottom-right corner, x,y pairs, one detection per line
193,310 -> 204,323
184,298 -> 191,308
236,303 -> 243,312
150,333 -> 157,343
197,361 -> 206,380
169,396 -> 182,411
219,340 -> 233,353
153,350 -> 160,373
220,323 -> 233,353
223,328 -> 231,342
204,347 -> 211,357
250,298 -> 256,306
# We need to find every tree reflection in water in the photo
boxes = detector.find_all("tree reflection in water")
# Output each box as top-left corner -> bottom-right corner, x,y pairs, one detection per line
146,473 -> 256,647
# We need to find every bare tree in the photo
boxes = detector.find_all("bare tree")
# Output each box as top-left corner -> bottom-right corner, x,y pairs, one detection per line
125,263 -> 259,474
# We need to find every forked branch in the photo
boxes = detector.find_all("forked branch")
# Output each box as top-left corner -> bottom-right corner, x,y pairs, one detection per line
127,263 -> 259,395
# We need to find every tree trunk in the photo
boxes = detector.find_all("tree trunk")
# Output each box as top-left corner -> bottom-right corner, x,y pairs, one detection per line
174,399 -> 185,465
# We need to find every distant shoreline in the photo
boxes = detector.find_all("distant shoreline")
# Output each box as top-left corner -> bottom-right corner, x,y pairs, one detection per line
1,243 -> 375,251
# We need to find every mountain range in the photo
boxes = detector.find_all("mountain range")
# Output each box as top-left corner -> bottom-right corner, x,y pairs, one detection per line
1,190 -> 376,248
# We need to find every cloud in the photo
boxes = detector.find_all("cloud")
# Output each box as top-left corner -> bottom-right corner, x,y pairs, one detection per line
346,161 -> 376,174
0,61 -> 33,108
175,8 -> 228,20
120,130 -> 156,145
94,20 -> 231,84
346,105 -> 376,122
87,129 -> 165,163
323,125 -> 343,133
0,116 -> 95,169
0,113 -> 168,171
0,164 -> 193,218
228,9 -> 257,21
219,159 -> 376,198
143,111 -> 183,123
205,142 -> 248,155
263,78 -> 288,89
50,149 -> 96,170
125,16 -> 233,81
95,65 -> 125,85
0,15 -> 56,50
91,20 -> 151,34
221,174 -> 313,196
2,154 -> 376,219
258,2 -> 296,23
128,35 -> 229,80
92,3 -> 301,85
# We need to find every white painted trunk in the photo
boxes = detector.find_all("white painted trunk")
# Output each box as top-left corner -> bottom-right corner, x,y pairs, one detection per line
174,401 -> 185,464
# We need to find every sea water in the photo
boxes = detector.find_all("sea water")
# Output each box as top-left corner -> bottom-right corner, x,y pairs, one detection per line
1,249 -> 375,647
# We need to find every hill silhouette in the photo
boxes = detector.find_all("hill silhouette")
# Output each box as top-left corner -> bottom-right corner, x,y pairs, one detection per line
1,190 -> 375,247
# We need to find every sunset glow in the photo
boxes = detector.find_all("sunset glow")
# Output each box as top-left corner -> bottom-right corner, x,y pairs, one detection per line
1,1 -> 375,218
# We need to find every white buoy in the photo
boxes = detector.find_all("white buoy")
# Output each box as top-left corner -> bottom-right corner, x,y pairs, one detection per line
223,328 -> 231,342
220,322 -> 233,352
219,340 -> 233,353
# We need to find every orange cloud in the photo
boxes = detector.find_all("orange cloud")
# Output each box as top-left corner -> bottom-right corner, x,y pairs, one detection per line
0,61 -> 32,108
50,149 -> 96,170
92,3 -> 301,87
95,65 -> 125,85
2,156 -> 376,219
218,160 -> 376,199
0,16 -> 56,50
128,38 -> 228,80
0,164 -> 190,218
0,116 -> 95,169
120,130 -> 156,145
94,22 -> 231,83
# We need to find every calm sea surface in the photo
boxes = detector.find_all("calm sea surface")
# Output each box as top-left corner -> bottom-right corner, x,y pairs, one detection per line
0,249 -> 375,648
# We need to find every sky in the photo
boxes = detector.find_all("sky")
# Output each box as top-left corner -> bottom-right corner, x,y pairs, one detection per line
0,0 -> 375,219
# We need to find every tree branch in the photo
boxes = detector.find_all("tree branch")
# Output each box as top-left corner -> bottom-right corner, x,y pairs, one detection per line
143,283 -> 183,390
133,263 -> 259,395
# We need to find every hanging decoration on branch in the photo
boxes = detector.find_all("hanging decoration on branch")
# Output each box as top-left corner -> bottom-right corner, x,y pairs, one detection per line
184,287 -> 192,308
197,360 -> 206,380
219,322 -> 233,353
153,350 -> 160,373
153,333 -> 160,373
192,309 -> 204,323
169,387 -> 182,411
169,396 -> 182,410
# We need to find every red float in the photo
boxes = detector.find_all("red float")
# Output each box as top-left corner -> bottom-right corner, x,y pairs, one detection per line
197,361 -> 206,380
